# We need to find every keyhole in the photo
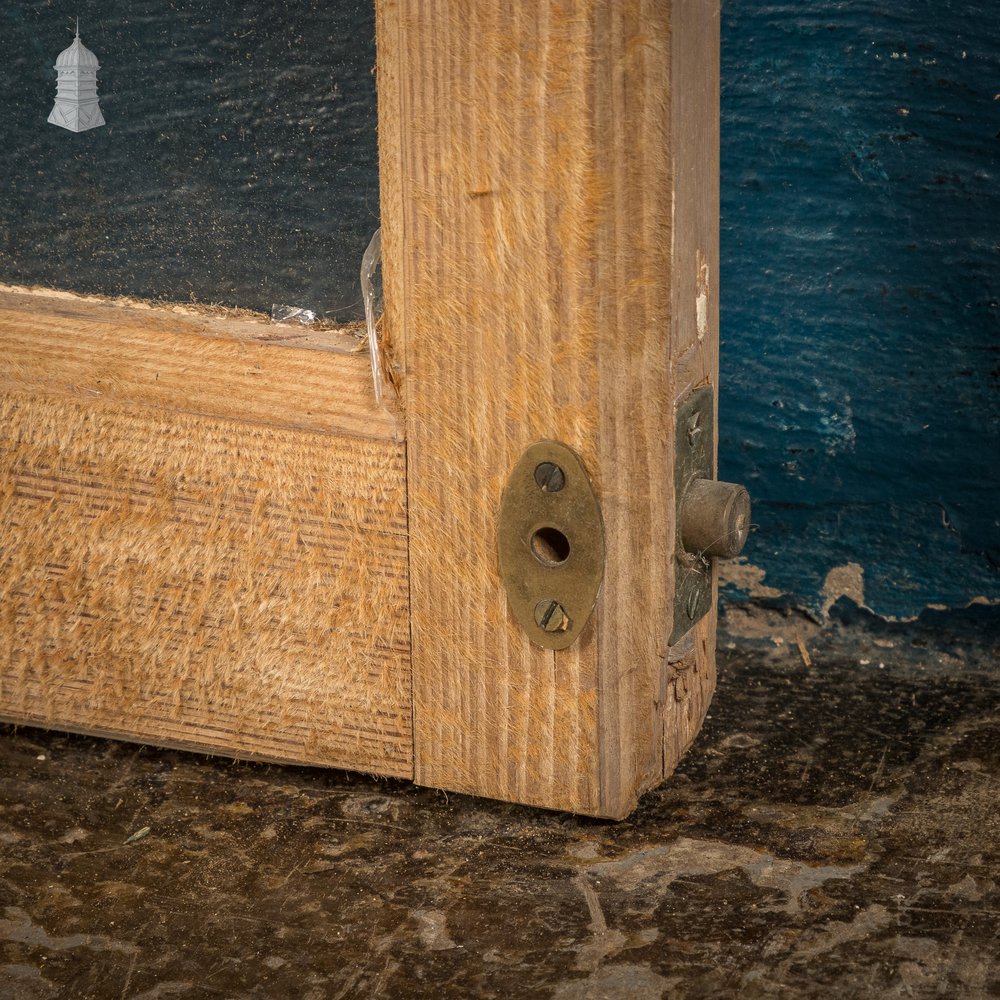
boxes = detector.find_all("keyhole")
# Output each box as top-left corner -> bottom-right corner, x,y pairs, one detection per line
530,526 -> 571,566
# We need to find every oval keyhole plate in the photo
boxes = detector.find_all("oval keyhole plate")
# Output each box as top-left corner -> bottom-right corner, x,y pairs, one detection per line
498,441 -> 605,650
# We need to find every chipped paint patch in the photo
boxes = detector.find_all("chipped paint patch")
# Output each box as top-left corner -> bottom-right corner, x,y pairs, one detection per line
571,876 -> 660,972
583,837 -> 866,916
0,907 -> 137,955
719,557 -> 784,600
821,563 -> 866,619
722,558 -> 999,629
553,964 -> 677,1000
413,910 -> 457,951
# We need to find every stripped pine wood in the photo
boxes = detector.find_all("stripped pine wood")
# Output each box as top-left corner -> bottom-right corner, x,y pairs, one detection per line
0,286 -> 400,442
378,0 -> 721,817
661,0 -> 722,779
0,288 -> 412,776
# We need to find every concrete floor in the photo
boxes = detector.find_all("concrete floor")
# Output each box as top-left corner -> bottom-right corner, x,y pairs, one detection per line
2,604 -> 998,999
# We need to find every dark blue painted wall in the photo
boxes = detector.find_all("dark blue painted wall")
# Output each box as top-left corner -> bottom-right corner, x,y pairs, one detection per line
719,1 -> 999,617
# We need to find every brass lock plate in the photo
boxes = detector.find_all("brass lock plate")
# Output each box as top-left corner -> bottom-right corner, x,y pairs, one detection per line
671,386 -> 714,645
498,441 -> 605,650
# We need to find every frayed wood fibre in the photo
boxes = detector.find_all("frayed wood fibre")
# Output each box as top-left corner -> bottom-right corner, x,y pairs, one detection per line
379,0 -> 718,817
0,390 -> 412,775
0,287 -> 400,443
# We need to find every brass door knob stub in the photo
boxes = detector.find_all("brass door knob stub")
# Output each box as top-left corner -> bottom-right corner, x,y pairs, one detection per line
671,386 -> 751,644
680,478 -> 751,559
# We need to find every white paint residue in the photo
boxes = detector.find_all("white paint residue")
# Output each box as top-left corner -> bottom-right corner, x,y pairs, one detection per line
696,251 -> 710,342
696,289 -> 708,341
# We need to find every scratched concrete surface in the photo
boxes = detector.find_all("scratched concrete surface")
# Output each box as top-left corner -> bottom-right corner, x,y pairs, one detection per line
2,606 -> 998,999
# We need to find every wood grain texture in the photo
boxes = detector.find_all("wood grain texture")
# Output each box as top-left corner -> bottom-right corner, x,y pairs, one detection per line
662,0 -> 722,781
0,286 -> 400,442
378,0 -> 720,817
0,292 -> 412,776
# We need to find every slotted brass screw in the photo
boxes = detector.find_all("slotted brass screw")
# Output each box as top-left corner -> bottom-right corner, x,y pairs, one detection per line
533,462 -> 566,493
534,599 -> 570,633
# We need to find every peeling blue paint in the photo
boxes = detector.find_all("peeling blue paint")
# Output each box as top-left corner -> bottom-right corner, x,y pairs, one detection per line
719,0 -> 1000,617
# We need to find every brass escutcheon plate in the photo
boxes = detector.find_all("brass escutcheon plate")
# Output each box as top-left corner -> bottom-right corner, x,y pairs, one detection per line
498,441 -> 605,650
